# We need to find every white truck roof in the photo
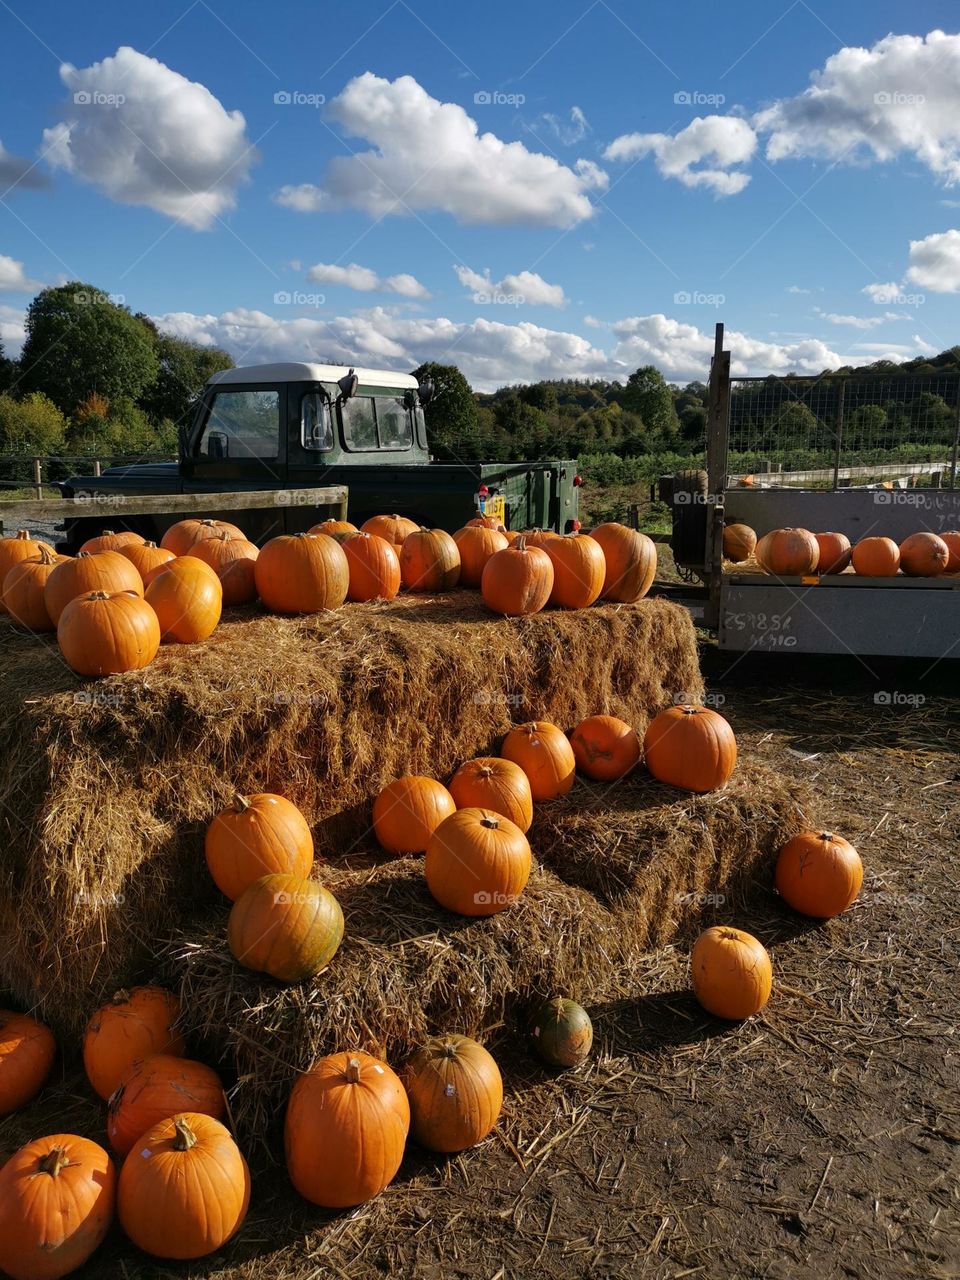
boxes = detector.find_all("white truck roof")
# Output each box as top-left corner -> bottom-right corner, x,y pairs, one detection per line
206,362 -> 419,390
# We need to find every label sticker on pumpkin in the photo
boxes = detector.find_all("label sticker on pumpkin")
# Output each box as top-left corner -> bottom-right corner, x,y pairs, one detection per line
445,1083 -> 456,1096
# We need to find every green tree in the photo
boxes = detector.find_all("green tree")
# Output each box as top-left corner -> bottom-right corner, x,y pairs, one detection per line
621,366 -> 680,440
410,361 -> 479,460
139,334 -> 233,426
0,339 -> 14,394
0,391 -> 67,454
18,282 -> 159,415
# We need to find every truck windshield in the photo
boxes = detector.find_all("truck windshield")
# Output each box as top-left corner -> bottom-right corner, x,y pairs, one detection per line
199,389 -> 280,460
341,394 -> 413,451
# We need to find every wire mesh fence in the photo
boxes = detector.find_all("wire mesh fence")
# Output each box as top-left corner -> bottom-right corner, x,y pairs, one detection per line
0,453 -> 175,496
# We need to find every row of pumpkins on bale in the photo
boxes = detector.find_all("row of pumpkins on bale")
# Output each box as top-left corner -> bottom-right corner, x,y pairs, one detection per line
724,522 -> 960,577
0,704 -> 866,1275
0,513 -> 657,677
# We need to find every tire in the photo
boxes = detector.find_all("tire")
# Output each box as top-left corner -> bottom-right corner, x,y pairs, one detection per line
670,469 -> 709,571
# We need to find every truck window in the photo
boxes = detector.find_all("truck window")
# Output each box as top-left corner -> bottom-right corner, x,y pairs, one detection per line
301,392 -> 332,451
199,389 -> 280,460
341,394 -> 413,451
377,397 -> 413,449
341,396 -> 379,450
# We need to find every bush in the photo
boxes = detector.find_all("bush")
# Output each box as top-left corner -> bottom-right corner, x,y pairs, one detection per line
0,391 -> 67,454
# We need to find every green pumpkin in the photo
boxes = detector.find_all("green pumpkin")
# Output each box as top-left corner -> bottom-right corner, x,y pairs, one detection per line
529,997 -> 593,1068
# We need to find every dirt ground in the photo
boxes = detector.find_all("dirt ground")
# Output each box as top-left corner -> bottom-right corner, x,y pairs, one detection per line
2,641 -> 958,1280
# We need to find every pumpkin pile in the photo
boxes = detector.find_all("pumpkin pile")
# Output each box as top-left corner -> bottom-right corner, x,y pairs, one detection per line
738,522 -> 960,578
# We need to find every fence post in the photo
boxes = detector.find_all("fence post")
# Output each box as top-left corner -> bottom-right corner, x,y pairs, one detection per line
832,379 -> 845,492
93,459 -> 102,477
32,457 -> 42,500
704,324 -> 730,630
950,383 -> 959,490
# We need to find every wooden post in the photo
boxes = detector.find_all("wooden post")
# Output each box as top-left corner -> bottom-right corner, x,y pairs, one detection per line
32,457 -> 42,500
950,384 -> 960,490
832,379 -> 845,492
93,459 -> 102,477
704,324 -> 731,629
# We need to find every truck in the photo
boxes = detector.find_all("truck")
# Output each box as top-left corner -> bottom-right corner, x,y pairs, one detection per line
59,362 -> 581,549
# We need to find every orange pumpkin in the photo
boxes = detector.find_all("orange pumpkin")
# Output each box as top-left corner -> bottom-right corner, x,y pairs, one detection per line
117,540 -> 175,582
160,518 -> 245,557
544,533 -> 605,609
425,808 -> 531,916
205,792 -> 314,901
448,757 -> 533,832
404,1034 -> 503,1153
941,530 -> 960,572
0,1134 -> 116,1280
254,533 -> 349,613
2,546 -> 69,631
144,556 -> 222,643
107,1054 -> 225,1157
360,513 -> 419,547
570,714 -> 640,781
44,551 -> 144,626
691,926 -> 772,1020
117,1114 -> 250,1261
466,514 -> 501,529
373,776 -> 456,854
285,1052 -> 410,1207
643,705 -> 737,792
453,525 -> 508,587
227,873 -> 344,981
775,830 -> 863,918
899,531 -> 949,577
722,523 -> 757,563
308,518 -> 357,538
0,531 -> 53,612
815,531 -> 852,574
0,1009 -> 55,1116
755,527 -> 820,576
83,987 -> 186,1102
501,721 -> 576,801
851,536 -> 900,577
521,528 -> 560,549
399,527 -> 461,592
588,523 -> 657,602
343,531 -> 401,601
191,531 -> 259,604
481,536 -> 554,616
500,528 -> 522,544
79,529 -> 146,554
57,590 -> 161,676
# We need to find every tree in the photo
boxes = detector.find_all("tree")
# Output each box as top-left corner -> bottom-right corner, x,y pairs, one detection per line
138,334 -> 233,427
0,339 -> 14,394
0,391 -> 67,454
18,282 -> 158,415
410,362 -> 479,460
621,366 -> 680,440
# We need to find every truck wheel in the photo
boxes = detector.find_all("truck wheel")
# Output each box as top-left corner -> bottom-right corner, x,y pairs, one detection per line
670,469 -> 709,573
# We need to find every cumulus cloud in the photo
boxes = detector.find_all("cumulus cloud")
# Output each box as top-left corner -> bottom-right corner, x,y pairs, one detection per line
454,265 -> 566,307
0,303 -> 26,354
0,140 -> 49,191
534,106 -> 590,146
305,261 -> 430,298
274,73 -> 603,227
861,281 -> 906,303
905,228 -> 960,292
604,115 -> 756,196
0,255 -> 40,292
42,46 -> 256,228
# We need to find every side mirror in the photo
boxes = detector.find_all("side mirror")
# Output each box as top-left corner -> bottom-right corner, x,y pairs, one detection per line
338,368 -> 358,401
418,376 -> 435,406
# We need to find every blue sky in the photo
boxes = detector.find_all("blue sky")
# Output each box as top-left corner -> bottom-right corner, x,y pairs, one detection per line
1,0 -> 958,389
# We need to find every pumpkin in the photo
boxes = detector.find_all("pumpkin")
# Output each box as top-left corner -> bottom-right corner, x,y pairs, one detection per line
117,539 -> 175,582
254,532 -> 349,614
373,776 -> 456,854
452,525 -> 508,587
588,523 -> 657,602
521,528 -> 560,548
191,531 -> 260,604
643,705 -> 737,792
404,1034 -> 502,1153
107,1054 -> 225,1157
343,531 -> 401,601
941,530 -> 960,572
285,1051 -> 410,1207
466,514 -> 501,529
570,714 -> 640,782
755,527 -> 820,576
851,536 -> 900,577
83,987 -> 186,1102
117,1114 -> 249,1261
722,523 -> 757,563
448,757 -> 533,832
44,551 -> 143,626
690,926 -> 772,1020
425,808 -> 531,916
544,533 -> 605,609
815,531 -> 852,574
144,556 -> 222,643
0,1009 -> 55,1116
481,536 -> 554,616
360,513 -> 419,547
0,530 -> 53,612
2,546 -> 69,631
227,873 -> 344,981
500,528 -> 522,544
308,518 -> 357,537
775,830 -> 863,919
399,527 -> 461,592
79,529 -> 145,555
501,720 -> 576,801
0,1135 -> 116,1280
529,998 -> 593,1068
899,531 -> 949,578
159,517 -> 245,556
205,792 -> 314,901
57,590 -> 161,676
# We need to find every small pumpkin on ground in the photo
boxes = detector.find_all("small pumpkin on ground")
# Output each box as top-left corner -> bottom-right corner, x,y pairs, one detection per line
814,531 -> 852,575
691,926 -> 772,1020
481,536 -> 554,616
373,776 -> 456,854
775,830 -> 863,918
501,720 -> 576,801
343,531 -> 401,601
57,590 -> 161,676
404,1034 -> 503,1152
360,513 -> 419,547
851,536 -> 899,576
0,530 -> 54,612
2,546 -> 69,630
722,523 -> 757,563
448,757 -> 533,832
425,808 -> 531,916
570,714 -> 640,781
285,1051 -> 410,1207
899,531 -> 949,577
107,1054 -> 225,1157
117,539 -> 175,582
253,532 -> 349,614
144,556 -> 222,643
83,986 -> 185,1101
529,997 -> 593,1068
205,792 -> 314,901
227,873 -> 344,981
191,530 -> 260,604
399,527 -> 461,592
79,529 -> 146,555
44,551 -> 144,626
643,704 -> 737,792
755,527 -> 820,576
588,523 -> 657,602
452,525 -> 508,587
0,1134 -> 116,1280
544,532 -> 606,609
160,517 -> 245,557
0,1009 -> 56,1116
117,1114 -> 250,1261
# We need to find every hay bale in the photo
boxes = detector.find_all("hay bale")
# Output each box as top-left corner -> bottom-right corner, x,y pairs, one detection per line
0,593 -> 703,1032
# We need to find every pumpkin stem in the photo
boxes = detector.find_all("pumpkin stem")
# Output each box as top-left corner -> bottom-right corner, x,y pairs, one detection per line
440,1041 -> 459,1059
345,1057 -> 362,1083
144,541 -> 158,548
77,551 -> 91,559
515,536 -> 527,552
819,831 -> 834,842
100,529 -> 115,535
110,988 -> 131,1004
172,1116 -> 199,1151
477,765 -> 494,779
232,792 -> 251,813
88,591 -> 110,600
480,814 -> 500,830
37,1146 -> 71,1177
37,546 -> 57,565
14,529 -> 29,540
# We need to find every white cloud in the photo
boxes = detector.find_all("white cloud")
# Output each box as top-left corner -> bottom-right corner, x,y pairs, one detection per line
0,303 -> 26,354
453,265 -> 566,307
274,72 -> 603,227
0,255 -> 40,292
786,285 -> 811,294
905,228 -> 960,292
604,116 -> 756,196
913,335 -> 938,355
609,314 -> 841,379
0,140 -> 49,191
42,46 -> 255,229
861,281 -> 905,303
534,106 -> 590,145
305,262 -> 430,298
